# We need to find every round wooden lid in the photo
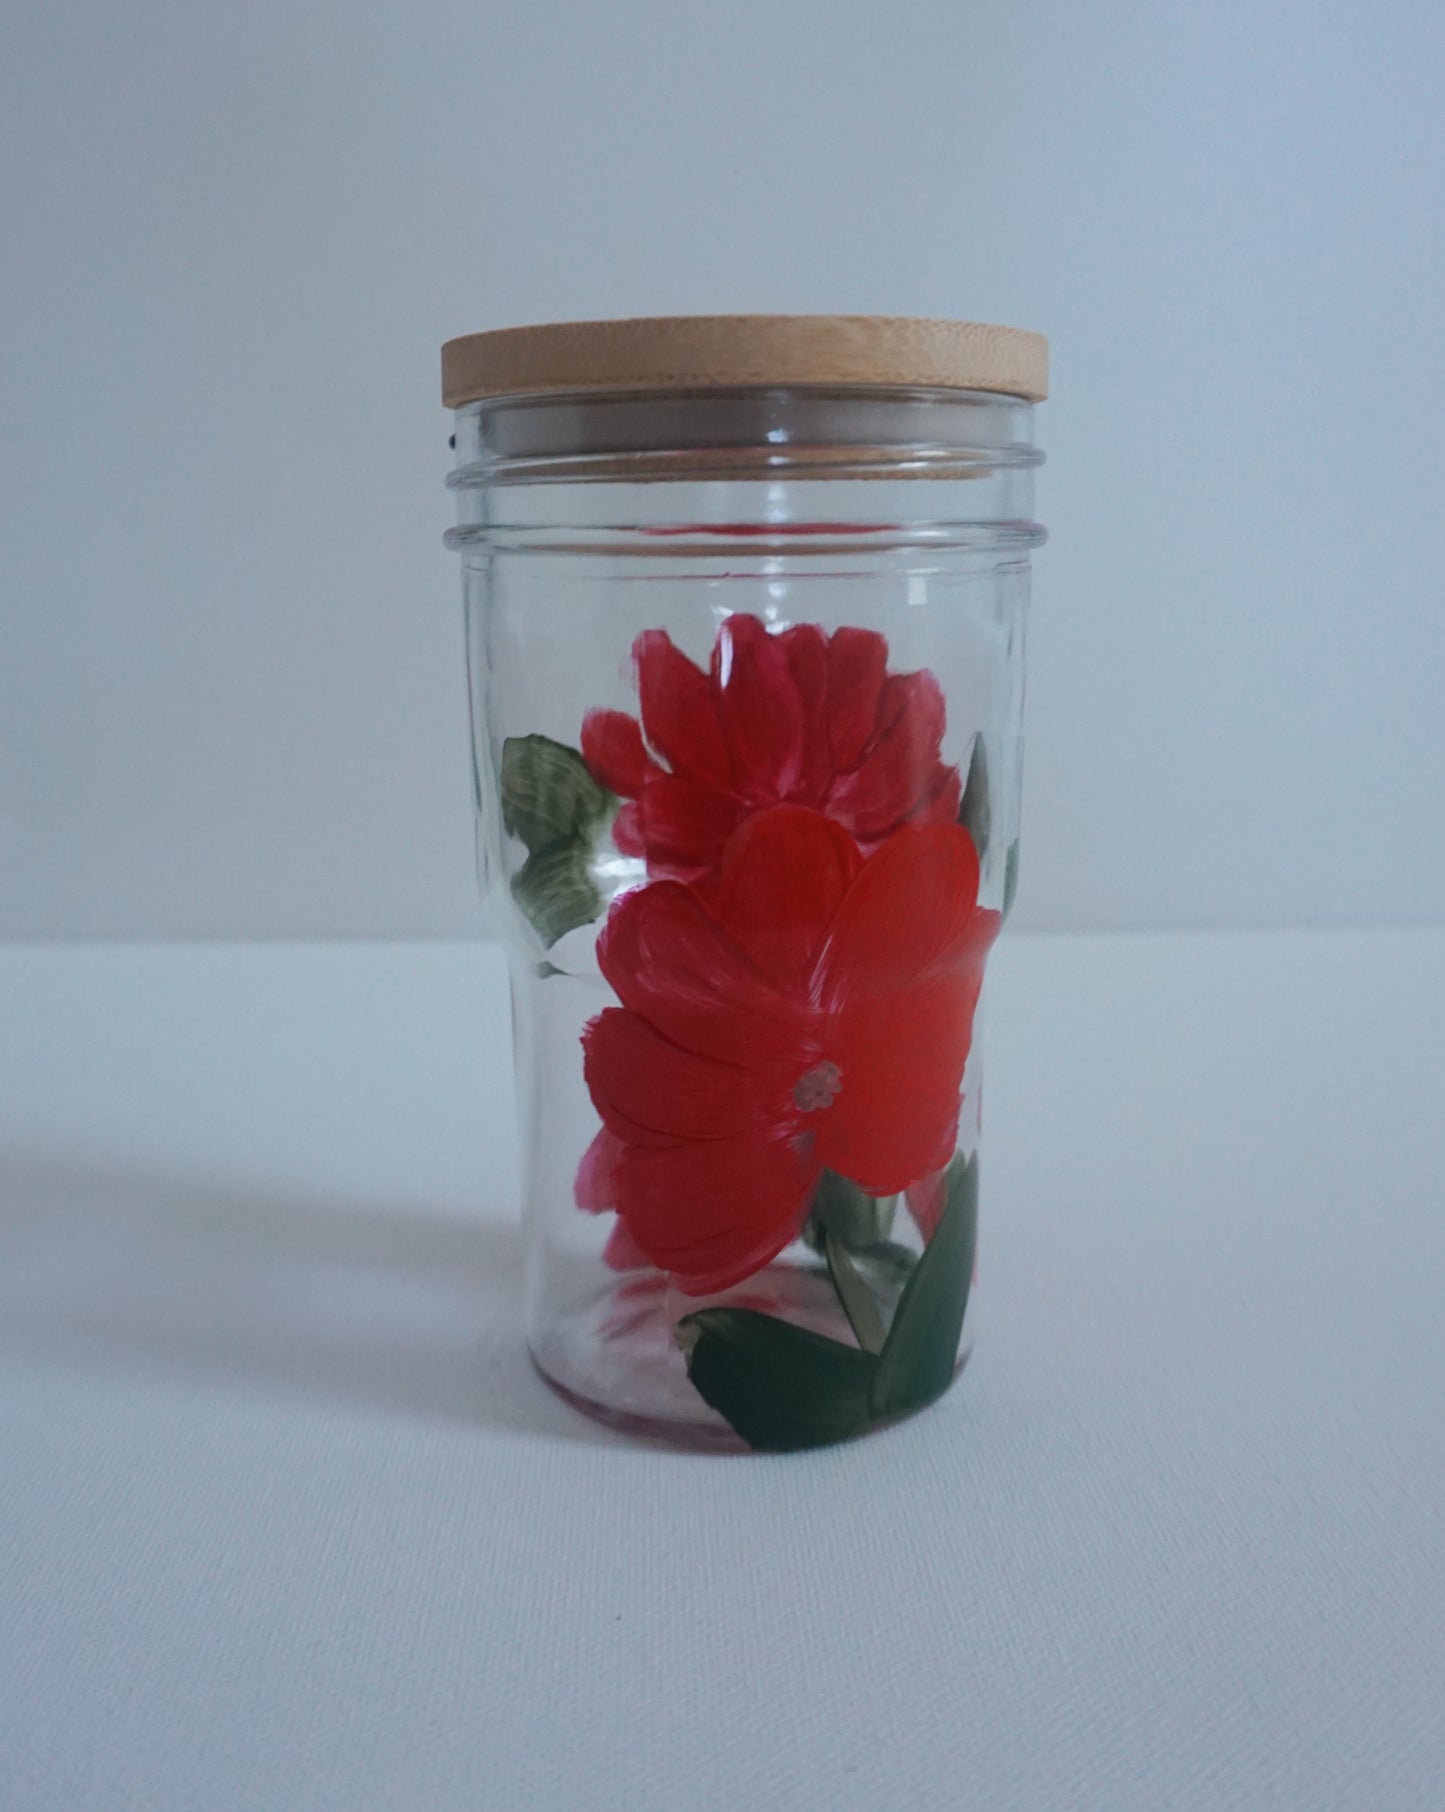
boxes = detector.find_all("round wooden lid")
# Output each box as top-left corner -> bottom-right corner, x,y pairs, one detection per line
441,314 -> 1047,408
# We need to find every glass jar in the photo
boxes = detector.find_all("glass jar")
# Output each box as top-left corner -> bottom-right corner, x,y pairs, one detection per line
442,316 -> 1047,1451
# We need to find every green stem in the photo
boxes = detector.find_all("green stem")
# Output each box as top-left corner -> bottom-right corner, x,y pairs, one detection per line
825,1232 -> 887,1355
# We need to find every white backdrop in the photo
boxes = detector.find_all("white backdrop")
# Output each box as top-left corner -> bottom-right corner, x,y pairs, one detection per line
3,0 -> 1442,939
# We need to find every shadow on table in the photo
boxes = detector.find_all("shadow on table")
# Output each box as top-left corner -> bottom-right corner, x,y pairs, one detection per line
0,1149 -> 625,1449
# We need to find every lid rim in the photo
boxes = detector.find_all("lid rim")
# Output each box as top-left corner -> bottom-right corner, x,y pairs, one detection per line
441,314 -> 1048,409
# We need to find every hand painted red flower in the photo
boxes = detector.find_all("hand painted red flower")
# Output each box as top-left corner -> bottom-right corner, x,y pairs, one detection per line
577,805 -> 998,1295
580,615 -> 961,890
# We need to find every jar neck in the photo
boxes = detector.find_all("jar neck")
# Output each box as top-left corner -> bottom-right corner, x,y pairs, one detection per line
445,387 -> 1045,551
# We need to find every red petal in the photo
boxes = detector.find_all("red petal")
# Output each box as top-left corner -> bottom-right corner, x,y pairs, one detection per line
919,762 -> 963,829
780,624 -> 832,805
712,614 -> 805,804
713,805 -> 861,993
878,669 -> 946,743
635,630 -> 732,789
613,1130 -> 818,1295
581,709 -> 655,798
942,902 -> 1003,982
602,1217 -> 650,1271
612,801 -> 646,856
826,626 -> 888,770
637,774 -> 741,872
904,1167 -> 950,1241
817,971 -> 979,1192
816,823 -> 983,1006
584,1009 -> 777,1149
830,669 -> 949,839
574,1126 -> 624,1210
597,880 -> 812,1070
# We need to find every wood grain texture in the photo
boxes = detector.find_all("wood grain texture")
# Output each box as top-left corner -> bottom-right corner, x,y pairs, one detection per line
441,314 -> 1048,407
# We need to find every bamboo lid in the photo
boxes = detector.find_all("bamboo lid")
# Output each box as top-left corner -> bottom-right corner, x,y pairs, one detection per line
441,315 -> 1047,408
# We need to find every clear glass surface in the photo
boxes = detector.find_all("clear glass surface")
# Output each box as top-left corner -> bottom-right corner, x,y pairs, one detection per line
447,387 -> 1044,1451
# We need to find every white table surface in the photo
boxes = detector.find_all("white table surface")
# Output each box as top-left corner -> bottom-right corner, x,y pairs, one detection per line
2,930 -> 1443,1811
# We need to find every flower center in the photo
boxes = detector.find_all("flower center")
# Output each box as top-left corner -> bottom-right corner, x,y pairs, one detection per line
793,1060 -> 843,1113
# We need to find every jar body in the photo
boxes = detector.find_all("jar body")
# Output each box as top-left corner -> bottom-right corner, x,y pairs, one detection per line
447,388 -> 1043,1450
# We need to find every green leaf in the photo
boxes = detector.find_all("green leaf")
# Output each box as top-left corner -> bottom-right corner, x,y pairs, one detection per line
958,735 -> 991,863
499,734 -> 617,946
825,1233 -> 887,1355
678,1170 -> 978,1449
500,735 -> 613,854
802,1170 -> 897,1253
1002,839 -> 1020,919
511,843 -> 602,948
678,1308 -> 879,1452
871,1155 -> 979,1420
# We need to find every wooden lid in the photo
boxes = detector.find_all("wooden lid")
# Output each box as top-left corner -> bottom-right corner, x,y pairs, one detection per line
441,314 -> 1047,408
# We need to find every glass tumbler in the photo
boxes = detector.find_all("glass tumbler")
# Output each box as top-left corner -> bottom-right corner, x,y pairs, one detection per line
442,315 -> 1047,1451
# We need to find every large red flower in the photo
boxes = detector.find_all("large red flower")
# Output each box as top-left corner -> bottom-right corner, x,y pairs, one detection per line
578,806 -> 998,1295
581,615 -> 961,889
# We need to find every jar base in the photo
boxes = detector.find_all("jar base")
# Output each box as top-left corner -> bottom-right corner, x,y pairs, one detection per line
528,1263 -> 974,1453
532,1359 -> 749,1453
